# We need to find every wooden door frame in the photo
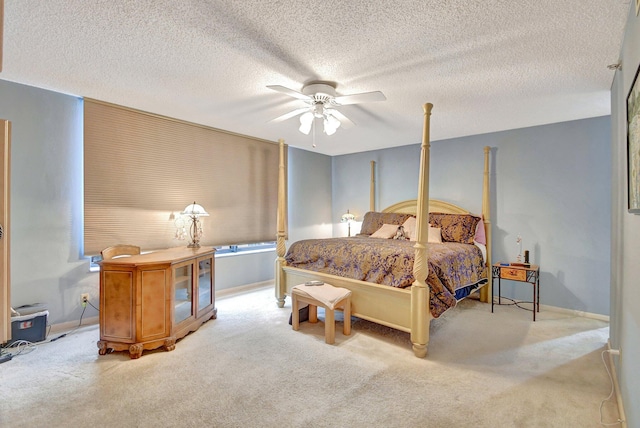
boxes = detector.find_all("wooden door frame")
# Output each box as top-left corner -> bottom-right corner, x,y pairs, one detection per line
1,119 -> 10,344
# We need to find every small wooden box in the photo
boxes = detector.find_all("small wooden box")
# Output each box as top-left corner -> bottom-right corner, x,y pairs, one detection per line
500,267 -> 526,281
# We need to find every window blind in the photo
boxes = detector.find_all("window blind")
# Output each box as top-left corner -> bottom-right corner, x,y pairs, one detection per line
84,99 -> 281,255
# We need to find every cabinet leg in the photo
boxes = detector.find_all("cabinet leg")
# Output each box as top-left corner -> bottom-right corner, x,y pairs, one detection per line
129,343 -> 143,359
164,337 -> 176,352
97,340 -> 108,355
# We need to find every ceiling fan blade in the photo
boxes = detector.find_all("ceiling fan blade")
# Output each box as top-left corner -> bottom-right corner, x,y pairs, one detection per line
326,108 -> 355,128
267,85 -> 312,101
270,107 -> 310,123
333,91 -> 386,106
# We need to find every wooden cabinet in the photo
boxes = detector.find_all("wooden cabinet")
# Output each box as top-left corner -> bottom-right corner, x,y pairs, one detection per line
97,247 -> 216,358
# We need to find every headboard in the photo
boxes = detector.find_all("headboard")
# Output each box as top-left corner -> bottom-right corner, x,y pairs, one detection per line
381,199 -> 472,215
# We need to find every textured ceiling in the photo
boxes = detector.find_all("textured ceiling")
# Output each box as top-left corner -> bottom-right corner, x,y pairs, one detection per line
1,1 -> 629,155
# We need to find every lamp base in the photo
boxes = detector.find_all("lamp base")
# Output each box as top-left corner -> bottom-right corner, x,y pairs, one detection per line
187,242 -> 201,248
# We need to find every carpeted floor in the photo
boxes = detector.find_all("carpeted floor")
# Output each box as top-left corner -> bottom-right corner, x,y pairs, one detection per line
0,285 -> 620,427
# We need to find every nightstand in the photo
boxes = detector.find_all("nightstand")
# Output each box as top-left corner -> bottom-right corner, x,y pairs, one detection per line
491,263 -> 540,321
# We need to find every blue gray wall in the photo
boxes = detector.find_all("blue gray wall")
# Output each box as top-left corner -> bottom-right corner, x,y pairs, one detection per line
0,80 -> 91,325
287,146 -> 333,244
610,4 -> 640,426
333,117 -> 611,316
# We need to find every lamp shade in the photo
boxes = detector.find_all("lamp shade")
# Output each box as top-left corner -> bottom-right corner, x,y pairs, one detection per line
341,210 -> 356,223
181,202 -> 209,217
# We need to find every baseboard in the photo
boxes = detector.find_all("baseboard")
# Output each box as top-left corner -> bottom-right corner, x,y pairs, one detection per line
49,316 -> 99,334
491,296 -> 609,322
541,304 -> 609,322
607,339 -> 627,428
216,280 -> 273,299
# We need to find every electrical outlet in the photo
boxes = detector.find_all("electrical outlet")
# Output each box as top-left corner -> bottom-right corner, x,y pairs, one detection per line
81,293 -> 89,304
607,346 -> 622,365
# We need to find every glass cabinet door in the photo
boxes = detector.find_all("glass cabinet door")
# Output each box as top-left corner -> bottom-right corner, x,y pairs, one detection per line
197,256 -> 213,315
173,262 -> 194,324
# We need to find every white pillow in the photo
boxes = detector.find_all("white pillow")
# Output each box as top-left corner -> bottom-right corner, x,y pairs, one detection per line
428,226 -> 442,243
402,217 -> 417,241
402,218 -> 440,243
370,223 -> 400,239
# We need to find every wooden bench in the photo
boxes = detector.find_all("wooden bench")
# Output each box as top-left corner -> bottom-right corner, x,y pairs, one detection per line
291,283 -> 351,344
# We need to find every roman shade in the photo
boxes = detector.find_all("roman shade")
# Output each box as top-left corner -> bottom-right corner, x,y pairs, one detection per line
84,99 -> 281,255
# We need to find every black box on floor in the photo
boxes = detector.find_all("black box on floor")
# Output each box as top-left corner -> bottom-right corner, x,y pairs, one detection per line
288,305 -> 309,325
9,310 -> 48,344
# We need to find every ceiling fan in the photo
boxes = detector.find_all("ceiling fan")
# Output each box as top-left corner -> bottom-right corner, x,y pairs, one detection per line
267,82 -> 386,136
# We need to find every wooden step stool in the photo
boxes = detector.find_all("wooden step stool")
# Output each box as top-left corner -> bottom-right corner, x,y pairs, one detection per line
291,283 -> 351,344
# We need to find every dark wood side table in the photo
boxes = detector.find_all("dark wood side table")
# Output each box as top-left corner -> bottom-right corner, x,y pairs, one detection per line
491,263 -> 540,321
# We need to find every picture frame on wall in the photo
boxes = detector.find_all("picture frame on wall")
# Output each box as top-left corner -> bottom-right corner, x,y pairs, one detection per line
637,0 -> 640,16
627,63 -> 640,213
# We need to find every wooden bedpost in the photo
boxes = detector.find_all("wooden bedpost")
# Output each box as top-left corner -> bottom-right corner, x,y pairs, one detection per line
275,139 -> 287,308
370,160 -> 376,212
480,146 -> 492,303
411,103 -> 433,358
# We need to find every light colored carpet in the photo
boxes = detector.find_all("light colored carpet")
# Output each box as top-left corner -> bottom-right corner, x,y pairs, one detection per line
1,285 -> 620,428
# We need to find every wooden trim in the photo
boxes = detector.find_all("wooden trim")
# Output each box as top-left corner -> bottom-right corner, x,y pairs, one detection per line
0,120 -> 10,344
275,139 -> 287,307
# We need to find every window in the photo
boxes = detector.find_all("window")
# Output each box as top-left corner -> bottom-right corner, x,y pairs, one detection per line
83,99 -> 283,255
215,242 -> 276,255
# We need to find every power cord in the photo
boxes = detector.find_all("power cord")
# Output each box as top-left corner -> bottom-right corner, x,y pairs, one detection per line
48,299 -> 94,341
2,339 -> 37,358
0,344 -> 14,363
599,349 -> 625,426
87,300 -> 99,312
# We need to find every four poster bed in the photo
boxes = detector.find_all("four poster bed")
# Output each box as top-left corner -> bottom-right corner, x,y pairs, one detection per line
275,103 -> 492,357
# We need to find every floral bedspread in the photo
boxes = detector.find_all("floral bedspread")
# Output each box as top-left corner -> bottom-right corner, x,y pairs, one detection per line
284,236 -> 486,318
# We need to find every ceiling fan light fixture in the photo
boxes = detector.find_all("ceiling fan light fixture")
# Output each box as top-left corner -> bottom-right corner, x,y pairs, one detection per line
323,114 -> 340,135
324,119 -> 336,135
268,81 -> 385,138
326,113 -> 340,129
299,111 -> 313,134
